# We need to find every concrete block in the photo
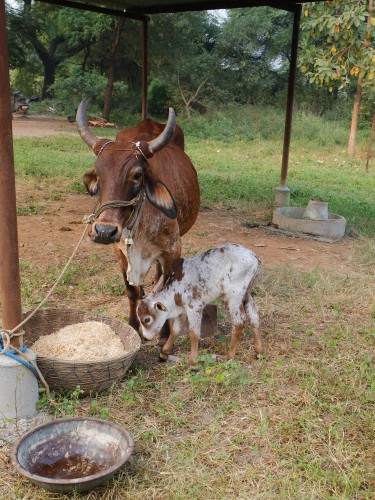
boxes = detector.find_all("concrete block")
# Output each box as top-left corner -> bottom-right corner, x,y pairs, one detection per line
274,186 -> 290,207
0,349 -> 39,421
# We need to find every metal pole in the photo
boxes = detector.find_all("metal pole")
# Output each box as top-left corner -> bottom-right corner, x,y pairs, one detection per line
280,5 -> 301,186
0,0 -> 23,348
142,17 -> 148,120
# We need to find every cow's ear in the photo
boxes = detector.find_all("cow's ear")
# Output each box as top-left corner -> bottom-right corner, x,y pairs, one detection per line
154,302 -> 167,312
83,168 -> 98,196
143,169 -> 177,219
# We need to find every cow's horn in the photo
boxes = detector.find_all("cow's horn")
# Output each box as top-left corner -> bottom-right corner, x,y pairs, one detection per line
148,107 -> 176,154
76,97 -> 99,151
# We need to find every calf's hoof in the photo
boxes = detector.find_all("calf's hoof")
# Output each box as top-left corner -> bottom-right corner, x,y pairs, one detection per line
158,351 -> 168,362
190,365 -> 200,373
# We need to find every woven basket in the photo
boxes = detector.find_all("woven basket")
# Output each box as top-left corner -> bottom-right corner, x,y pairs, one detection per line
22,308 -> 141,394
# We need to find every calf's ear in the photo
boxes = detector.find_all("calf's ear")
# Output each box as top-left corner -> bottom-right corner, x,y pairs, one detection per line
143,168 -> 177,219
154,302 -> 167,312
83,168 -> 98,196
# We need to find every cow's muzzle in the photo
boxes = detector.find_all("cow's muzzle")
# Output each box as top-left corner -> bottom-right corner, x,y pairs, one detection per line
92,222 -> 122,244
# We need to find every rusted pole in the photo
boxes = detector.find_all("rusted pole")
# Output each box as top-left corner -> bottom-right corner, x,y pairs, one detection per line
142,17 -> 149,120
0,0 -> 23,348
365,113 -> 375,172
280,4 -> 301,187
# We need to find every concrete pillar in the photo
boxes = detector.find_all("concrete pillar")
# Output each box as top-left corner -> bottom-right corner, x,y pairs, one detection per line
0,350 -> 39,421
274,185 -> 291,207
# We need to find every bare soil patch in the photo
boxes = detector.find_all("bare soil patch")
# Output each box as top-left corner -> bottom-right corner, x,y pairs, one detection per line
16,192 -> 352,277
12,115 -> 78,138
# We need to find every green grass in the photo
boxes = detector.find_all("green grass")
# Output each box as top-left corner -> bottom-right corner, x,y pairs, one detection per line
187,138 -> 374,235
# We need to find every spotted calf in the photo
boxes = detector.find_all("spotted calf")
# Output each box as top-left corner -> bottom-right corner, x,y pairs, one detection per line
137,243 -> 262,367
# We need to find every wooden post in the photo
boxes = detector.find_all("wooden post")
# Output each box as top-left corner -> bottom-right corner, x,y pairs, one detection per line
280,4 -> 301,187
142,18 -> 149,120
0,0 -> 23,348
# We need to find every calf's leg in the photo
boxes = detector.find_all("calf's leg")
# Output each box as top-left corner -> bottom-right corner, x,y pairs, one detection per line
185,309 -> 202,368
159,323 -> 175,361
158,323 -> 171,349
188,329 -> 200,368
246,296 -> 262,357
156,257 -> 176,348
227,323 -> 244,360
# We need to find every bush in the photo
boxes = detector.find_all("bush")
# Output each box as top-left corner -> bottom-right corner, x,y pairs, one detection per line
10,68 -> 43,98
148,79 -> 170,117
48,68 -> 108,116
180,106 -> 257,142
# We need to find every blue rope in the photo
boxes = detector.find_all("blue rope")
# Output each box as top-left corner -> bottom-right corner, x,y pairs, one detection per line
0,336 -> 39,379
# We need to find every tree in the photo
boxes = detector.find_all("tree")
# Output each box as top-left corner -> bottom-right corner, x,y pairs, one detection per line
299,0 -> 375,155
8,1 -> 108,98
218,7 -> 293,104
148,12 -> 224,116
102,17 -> 125,121
5,2 -> 29,70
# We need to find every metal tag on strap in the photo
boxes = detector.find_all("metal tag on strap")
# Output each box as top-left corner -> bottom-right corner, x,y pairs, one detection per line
121,228 -> 133,245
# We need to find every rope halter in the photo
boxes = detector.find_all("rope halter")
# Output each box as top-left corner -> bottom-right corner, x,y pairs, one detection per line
83,190 -> 145,226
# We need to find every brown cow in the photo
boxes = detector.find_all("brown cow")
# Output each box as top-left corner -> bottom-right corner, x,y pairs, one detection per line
76,98 -> 200,339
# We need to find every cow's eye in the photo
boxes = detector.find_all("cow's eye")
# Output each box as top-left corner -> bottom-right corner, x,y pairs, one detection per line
134,171 -> 142,180
144,317 -> 151,325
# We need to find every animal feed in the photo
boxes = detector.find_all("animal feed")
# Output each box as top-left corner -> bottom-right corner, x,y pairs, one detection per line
31,321 -> 127,361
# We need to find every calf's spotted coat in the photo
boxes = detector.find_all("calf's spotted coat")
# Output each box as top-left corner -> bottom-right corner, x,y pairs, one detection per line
137,244 -> 262,366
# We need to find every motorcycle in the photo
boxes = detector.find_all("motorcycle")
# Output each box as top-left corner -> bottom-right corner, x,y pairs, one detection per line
12,91 -> 39,116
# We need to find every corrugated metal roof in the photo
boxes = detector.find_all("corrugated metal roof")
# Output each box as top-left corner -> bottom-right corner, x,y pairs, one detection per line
37,0 -> 320,17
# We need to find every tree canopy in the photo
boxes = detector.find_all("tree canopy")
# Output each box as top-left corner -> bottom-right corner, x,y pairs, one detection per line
299,0 -> 375,153
300,0 -> 375,90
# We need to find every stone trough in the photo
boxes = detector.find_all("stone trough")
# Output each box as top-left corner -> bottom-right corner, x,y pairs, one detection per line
272,200 -> 346,239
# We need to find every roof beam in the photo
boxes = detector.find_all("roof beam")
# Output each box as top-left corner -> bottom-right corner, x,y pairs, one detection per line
36,0 -> 149,20
36,0 -> 300,15
124,1 -> 298,14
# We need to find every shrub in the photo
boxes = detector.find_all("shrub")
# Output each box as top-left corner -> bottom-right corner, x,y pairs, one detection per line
48,68 -> 108,116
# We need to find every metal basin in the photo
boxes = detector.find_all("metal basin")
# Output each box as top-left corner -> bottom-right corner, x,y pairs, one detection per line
11,417 -> 134,493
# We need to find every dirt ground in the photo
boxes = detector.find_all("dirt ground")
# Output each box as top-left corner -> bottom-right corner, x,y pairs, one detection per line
16,193 -> 349,271
12,114 -> 77,137
12,115 -> 352,278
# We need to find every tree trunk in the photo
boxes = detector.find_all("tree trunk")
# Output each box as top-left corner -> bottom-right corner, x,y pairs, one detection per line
103,18 -> 125,121
365,113 -> 375,172
185,101 -> 191,121
179,76 -> 208,121
348,73 -> 363,156
42,60 -> 57,99
348,0 -> 375,156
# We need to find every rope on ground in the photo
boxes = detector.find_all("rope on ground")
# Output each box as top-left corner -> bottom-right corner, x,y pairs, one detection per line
7,223 -> 89,337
